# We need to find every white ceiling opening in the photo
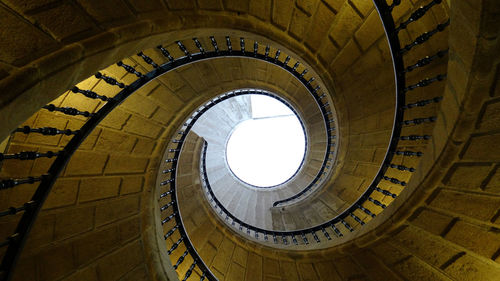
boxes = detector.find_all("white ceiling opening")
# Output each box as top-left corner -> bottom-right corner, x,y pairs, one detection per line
226,95 -> 306,187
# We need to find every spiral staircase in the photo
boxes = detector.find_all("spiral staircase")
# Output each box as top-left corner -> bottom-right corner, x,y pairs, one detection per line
0,0 -> 499,280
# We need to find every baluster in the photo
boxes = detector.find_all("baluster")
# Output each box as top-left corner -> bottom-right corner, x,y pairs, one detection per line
165,158 -> 178,163
375,187 -> 397,198
43,104 -> 93,117
402,116 -> 437,125
405,49 -> 448,72
395,150 -> 423,157
253,41 -> 258,56
0,201 -> 36,218
292,62 -> 300,71
388,0 -> 401,11
400,134 -> 431,141
157,45 -> 174,61
273,233 -> 278,244
311,231 -> 320,243
284,55 -> 291,66
137,52 -> 159,68
71,86 -> 110,101
291,234 -> 298,245
301,233 -> 309,244
313,85 -> 321,93
240,37 -> 245,53
164,225 -> 179,239
403,96 -> 442,109
210,36 -> 219,53
274,49 -> 281,62
357,204 -> 376,218
0,151 -> 59,161
404,74 -> 446,92
161,212 -> 177,225
300,69 -> 308,78
160,178 -> 174,186
167,237 -> 183,255
341,219 -> 354,232
176,41 -> 191,59
349,213 -> 365,226
368,197 -> 387,209
163,167 -> 176,174
246,227 -> 250,235
199,272 -> 206,281
321,228 -> 332,240
160,189 -> 174,198
264,45 -> 270,59
117,61 -> 143,77
383,176 -> 407,186
94,72 -> 125,88
193,38 -> 205,54
182,261 -> 197,281
264,232 -> 269,241
254,231 -> 259,239
389,164 -> 415,172
282,234 -> 288,245
15,126 -> 78,136
401,19 -> 450,54
0,176 -> 46,190
396,0 -> 443,32
173,250 -> 189,269
330,223 -> 343,237
0,233 -> 20,248
160,200 -> 175,211
225,36 -> 232,52
306,77 -> 315,85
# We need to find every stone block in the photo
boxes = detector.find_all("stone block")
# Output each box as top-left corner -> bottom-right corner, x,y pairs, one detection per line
212,238 -> 235,274
95,129 -> 136,153
118,216 -> 141,243
289,8 -> 312,40
24,214 -> 55,251
314,261 -> 342,281
329,2 -> 362,47
297,262 -> 319,280
350,0 -> 372,17
132,138 -> 156,155
0,5 -> 59,66
65,150 -> 107,176
54,206 -> 95,240
478,99 -> 500,132
393,224 -> 460,268
227,262 -> 245,281
485,166 -> 500,194
165,0 -> 196,10
32,3 -> 95,41
305,2 -> 336,52
44,178 -> 79,209
462,133 -> 500,161
63,266 -> 99,281
353,251 -> 402,281
76,0 -> 134,23
104,154 -> 148,174
224,0 -> 249,12
331,39 -> 361,76
79,176 -> 121,202
246,252 -> 263,281
428,188 -> 500,222
123,115 -> 163,139
271,0 -> 293,30
354,10 -> 384,51
95,195 -> 140,226
443,163 -> 492,189
99,109 -> 130,130
279,261 -> 299,281
73,227 -> 120,265
121,94 -> 158,118
119,264 -> 149,281
38,243 -> 76,281
333,256 -> 365,280
232,246 -> 248,267
121,176 -> 144,195
96,239 -> 145,281
409,208 -> 454,236
445,220 -> 500,260
392,256 -> 449,281
444,253 -> 500,281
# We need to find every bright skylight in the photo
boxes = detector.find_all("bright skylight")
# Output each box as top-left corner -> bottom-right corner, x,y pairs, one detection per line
226,95 -> 305,187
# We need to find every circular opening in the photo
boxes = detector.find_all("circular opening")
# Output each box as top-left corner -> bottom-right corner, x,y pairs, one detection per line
226,95 -> 306,187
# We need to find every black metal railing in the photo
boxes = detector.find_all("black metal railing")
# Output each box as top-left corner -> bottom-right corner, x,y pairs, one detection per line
189,0 -> 450,247
0,35 -> 338,280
